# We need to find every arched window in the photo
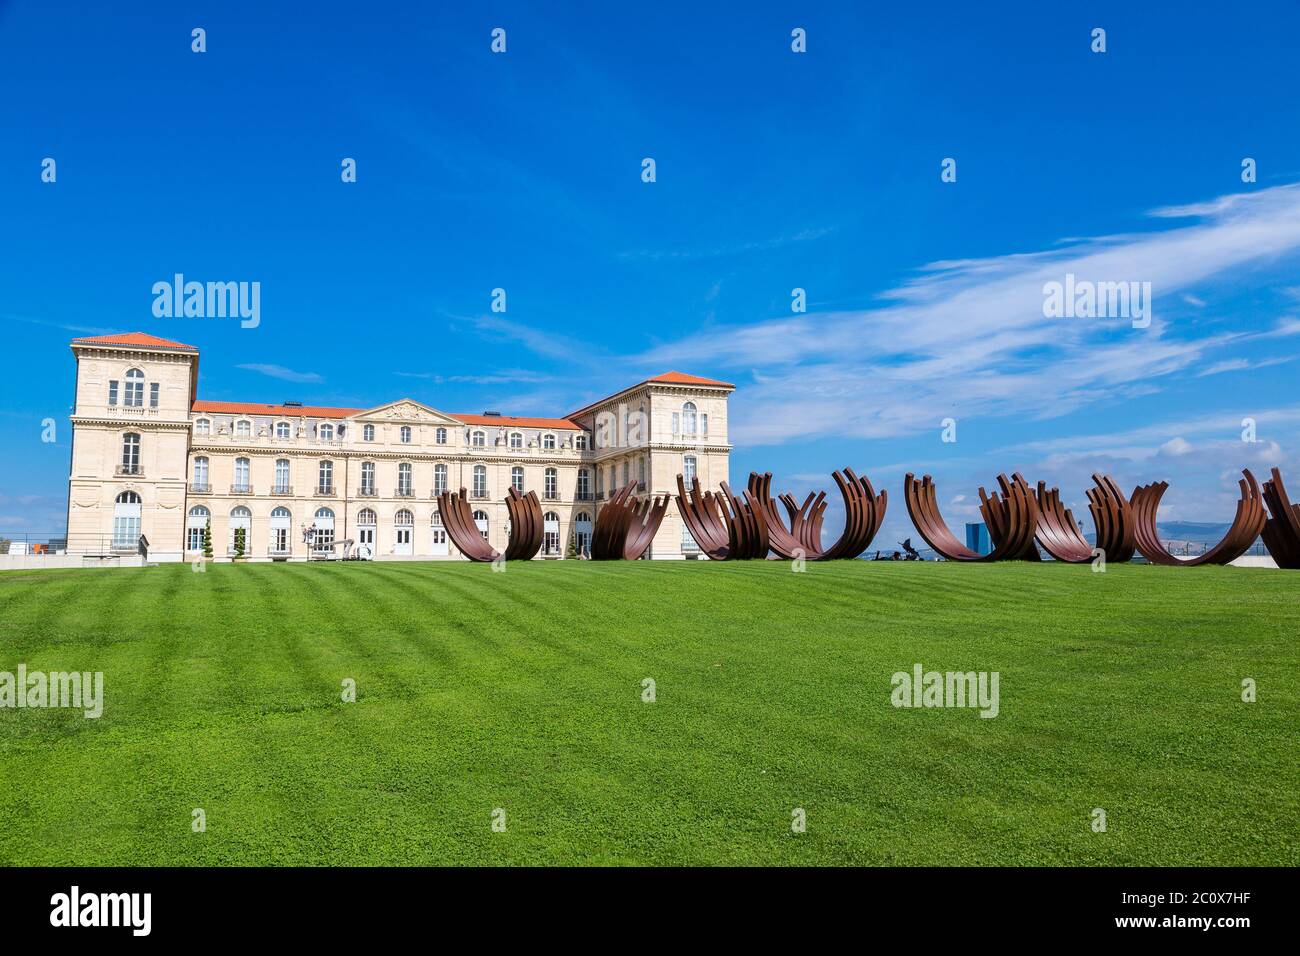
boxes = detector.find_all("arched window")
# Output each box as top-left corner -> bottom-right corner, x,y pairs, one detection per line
395,509 -> 413,525
319,422 -> 334,441
509,432 -> 523,450
233,457 -> 250,493
511,466 -> 525,493
434,463 -> 448,495
195,418 -> 211,436
358,508 -> 377,525
363,423 -> 375,442
398,462 -> 413,496
682,401 -> 698,435
472,509 -> 489,540
275,421 -> 291,439
270,506 -> 292,553
274,459 -> 290,494
360,461 -> 375,495
574,510 -> 593,556
113,490 -> 142,548
473,465 -> 488,498
471,430 -> 485,448
318,460 -> 334,494
683,454 -> 697,484
235,419 -> 251,437
545,467 -> 557,499
542,511 -> 560,555
229,506 -> 252,555
124,368 -> 145,407
577,468 -> 590,500
542,433 -> 556,450
575,434 -> 588,450
120,432 -> 141,475
431,510 -> 443,527
192,456 -> 209,490
435,427 -> 447,445
312,507 -> 335,552
186,505 -> 210,552
400,425 -> 412,444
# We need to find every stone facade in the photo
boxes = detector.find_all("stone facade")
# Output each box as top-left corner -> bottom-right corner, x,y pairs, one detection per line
65,333 -> 733,562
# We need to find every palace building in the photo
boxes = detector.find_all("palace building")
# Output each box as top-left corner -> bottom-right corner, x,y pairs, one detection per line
65,333 -> 733,562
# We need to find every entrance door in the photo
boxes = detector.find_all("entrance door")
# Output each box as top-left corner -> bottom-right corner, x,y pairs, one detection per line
394,526 -> 413,556
431,527 -> 448,556
358,525 -> 376,560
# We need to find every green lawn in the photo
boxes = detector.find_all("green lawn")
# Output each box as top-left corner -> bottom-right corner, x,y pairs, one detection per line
0,559 -> 1295,866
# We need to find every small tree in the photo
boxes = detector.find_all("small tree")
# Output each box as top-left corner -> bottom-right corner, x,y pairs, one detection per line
566,532 -> 578,559
233,527 -> 246,558
202,519 -> 213,558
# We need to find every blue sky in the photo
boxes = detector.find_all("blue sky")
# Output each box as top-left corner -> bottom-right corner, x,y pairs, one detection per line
3,0 -> 1300,545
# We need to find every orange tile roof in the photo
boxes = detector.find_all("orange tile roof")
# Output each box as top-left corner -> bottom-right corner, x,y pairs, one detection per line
566,370 -> 734,418
646,370 -> 734,388
450,414 -> 581,430
71,332 -> 198,352
191,400 -> 366,419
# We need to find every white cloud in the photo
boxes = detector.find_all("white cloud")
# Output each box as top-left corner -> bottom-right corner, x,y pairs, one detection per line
634,183 -> 1300,448
237,364 -> 323,384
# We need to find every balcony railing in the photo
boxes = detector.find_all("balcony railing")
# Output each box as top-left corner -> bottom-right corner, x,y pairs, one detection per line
115,465 -> 142,477
575,492 -> 593,501
471,491 -> 490,500
190,483 -> 211,493
544,492 -> 559,501
315,485 -> 335,496
394,487 -> 414,498
271,485 -> 293,496
431,488 -> 448,498
357,487 -> 377,497
268,545 -> 292,556
230,484 -> 253,495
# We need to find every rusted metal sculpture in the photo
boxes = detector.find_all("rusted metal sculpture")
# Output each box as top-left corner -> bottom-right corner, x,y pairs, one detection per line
437,488 -> 499,562
747,469 -> 886,560
1086,473 -> 1137,564
903,472 -> 1039,561
1130,469 -> 1265,566
436,486 -> 544,562
1261,467 -> 1300,568
503,486 -> 545,561
1030,473 -> 1136,564
591,481 -> 670,560
675,475 -> 769,560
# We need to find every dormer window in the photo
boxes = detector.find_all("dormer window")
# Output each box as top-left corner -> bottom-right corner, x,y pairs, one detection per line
275,421 -> 291,439
235,420 -> 251,437
195,418 -> 211,436
575,434 -> 588,450
471,430 -> 485,448
319,422 -> 334,441
509,432 -> 523,450
542,433 -> 556,450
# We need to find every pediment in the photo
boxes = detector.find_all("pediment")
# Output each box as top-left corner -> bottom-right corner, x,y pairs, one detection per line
357,399 -> 460,425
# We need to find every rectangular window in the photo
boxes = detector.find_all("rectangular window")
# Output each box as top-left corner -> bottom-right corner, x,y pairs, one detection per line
108,381 -> 118,406
150,382 -> 160,408
193,459 -> 208,485
113,515 -> 141,549
361,462 -> 375,494
187,525 -> 203,552
275,460 -> 290,492
700,414 -> 708,437
671,412 -> 680,435
319,461 -> 333,492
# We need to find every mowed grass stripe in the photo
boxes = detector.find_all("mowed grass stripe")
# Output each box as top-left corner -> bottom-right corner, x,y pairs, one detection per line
0,560 -> 1296,865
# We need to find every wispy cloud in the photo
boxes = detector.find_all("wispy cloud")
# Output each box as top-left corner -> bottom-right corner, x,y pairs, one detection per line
632,183 -> 1300,447
236,364 -> 323,384
617,227 -> 834,262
